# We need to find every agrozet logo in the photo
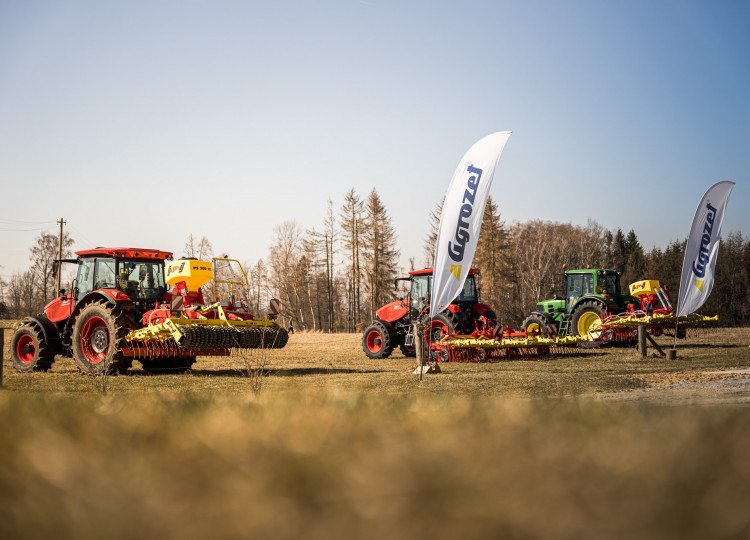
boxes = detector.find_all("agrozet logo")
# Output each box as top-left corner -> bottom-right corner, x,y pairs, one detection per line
691,201 -> 718,292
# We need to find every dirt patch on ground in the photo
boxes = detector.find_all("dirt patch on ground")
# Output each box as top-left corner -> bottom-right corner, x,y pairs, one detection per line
594,372 -> 750,406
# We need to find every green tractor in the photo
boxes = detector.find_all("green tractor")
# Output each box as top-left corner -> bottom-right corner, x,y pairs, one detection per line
522,267 -> 635,346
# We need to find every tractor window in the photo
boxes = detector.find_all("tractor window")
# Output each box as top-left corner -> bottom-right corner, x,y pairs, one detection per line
410,276 -> 430,318
76,259 -> 95,302
599,274 -> 619,296
95,259 -> 117,290
456,276 -> 478,302
582,274 -> 595,296
118,260 -> 166,301
566,274 -> 583,304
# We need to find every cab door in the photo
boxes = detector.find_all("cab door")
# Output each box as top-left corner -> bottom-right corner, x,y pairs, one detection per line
410,275 -> 431,319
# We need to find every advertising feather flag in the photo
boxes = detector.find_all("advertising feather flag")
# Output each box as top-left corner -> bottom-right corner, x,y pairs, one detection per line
430,131 -> 512,319
676,181 -> 735,317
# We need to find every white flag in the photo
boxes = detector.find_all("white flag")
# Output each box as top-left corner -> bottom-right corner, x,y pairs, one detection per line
676,181 -> 735,317
430,131 -> 511,318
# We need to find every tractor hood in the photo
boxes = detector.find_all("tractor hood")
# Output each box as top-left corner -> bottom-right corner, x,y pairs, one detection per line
376,300 -> 409,323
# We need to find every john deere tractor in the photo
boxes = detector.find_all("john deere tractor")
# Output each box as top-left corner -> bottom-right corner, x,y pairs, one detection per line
522,267 -> 634,346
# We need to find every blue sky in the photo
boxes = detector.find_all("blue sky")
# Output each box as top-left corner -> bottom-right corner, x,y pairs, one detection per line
1,0 -> 748,278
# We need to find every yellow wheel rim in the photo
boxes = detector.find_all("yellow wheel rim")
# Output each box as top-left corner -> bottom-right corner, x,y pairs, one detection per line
527,322 -> 540,333
588,318 -> 603,340
578,312 -> 602,339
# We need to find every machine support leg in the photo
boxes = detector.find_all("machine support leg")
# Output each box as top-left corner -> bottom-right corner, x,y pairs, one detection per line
646,333 -> 666,357
638,326 -> 647,357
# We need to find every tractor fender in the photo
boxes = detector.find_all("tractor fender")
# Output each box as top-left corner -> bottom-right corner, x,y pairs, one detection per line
528,310 -> 555,325
70,290 -> 134,321
473,303 -> 494,316
19,315 -> 62,353
443,305 -> 468,324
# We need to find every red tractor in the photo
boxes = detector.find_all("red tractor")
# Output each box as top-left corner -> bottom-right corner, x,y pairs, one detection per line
10,247 -> 287,374
361,268 -> 497,359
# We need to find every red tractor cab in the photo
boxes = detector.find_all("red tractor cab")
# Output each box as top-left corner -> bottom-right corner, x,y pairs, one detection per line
361,268 -> 497,359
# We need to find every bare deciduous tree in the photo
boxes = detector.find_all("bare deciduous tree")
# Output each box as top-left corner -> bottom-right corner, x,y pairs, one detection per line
30,231 -> 74,304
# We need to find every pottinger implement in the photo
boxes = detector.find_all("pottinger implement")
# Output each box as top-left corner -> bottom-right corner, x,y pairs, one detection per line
597,279 -> 718,340
123,257 -> 288,361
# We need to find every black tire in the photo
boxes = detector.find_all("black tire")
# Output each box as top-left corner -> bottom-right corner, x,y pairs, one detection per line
570,301 -> 607,349
362,321 -> 395,359
523,313 -> 550,337
399,342 -> 416,357
10,322 -> 55,372
140,356 -> 196,374
71,300 -> 136,374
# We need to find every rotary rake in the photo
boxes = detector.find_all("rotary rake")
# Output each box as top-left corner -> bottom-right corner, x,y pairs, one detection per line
429,324 -> 589,362
597,280 -> 719,344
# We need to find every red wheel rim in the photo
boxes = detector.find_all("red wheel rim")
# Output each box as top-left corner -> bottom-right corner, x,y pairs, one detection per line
425,320 -> 449,343
16,334 -> 35,364
80,316 -> 109,364
366,330 -> 383,353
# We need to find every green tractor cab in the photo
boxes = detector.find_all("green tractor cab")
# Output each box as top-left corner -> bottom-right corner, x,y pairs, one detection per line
523,268 -> 634,346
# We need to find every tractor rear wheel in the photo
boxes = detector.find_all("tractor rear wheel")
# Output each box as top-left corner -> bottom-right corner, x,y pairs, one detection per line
71,300 -> 136,374
362,321 -> 395,359
424,312 -> 460,344
522,313 -> 550,337
570,301 -> 606,348
10,322 -> 55,372
422,313 -> 461,358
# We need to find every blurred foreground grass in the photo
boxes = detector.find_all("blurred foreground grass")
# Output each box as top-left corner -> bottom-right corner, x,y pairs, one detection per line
2,392 -> 750,539
1,327 -> 750,538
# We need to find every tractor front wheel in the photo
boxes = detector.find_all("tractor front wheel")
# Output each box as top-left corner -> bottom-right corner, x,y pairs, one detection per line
71,300 -> 136,374
399,342 -> 416,357
362,321 -> 396,359
522,313 -> 551,337
570,301 -> 606,348
10,322 -> 55,372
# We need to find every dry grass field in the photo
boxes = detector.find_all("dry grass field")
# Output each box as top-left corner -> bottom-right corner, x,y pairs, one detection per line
1,324 -> 750,539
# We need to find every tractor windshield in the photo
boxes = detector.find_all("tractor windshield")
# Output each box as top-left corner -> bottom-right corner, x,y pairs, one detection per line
117,260 -> 167,301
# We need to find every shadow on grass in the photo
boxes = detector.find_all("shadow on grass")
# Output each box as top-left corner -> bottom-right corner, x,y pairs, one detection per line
125,367 -> 385,378
675,343 -> 746,349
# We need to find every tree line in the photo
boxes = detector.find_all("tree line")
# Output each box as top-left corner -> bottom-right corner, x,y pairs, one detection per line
3,191 -> 749,329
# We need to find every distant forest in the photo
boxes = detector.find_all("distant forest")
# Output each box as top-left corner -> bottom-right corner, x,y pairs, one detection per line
3,188 -> 749,330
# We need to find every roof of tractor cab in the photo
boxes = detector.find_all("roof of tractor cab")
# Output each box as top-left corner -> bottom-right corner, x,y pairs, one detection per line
75,247 -> 173,260
409,267 -> 480,276
565,268 -> 619,274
